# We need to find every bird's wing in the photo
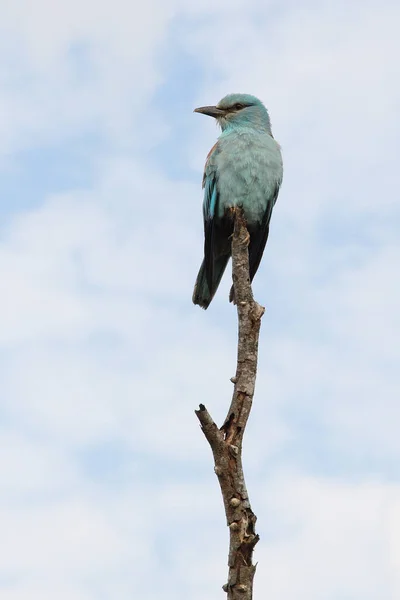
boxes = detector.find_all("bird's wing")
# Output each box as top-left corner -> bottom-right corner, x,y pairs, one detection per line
202,143 -> 220,293
248,182 -> 281,281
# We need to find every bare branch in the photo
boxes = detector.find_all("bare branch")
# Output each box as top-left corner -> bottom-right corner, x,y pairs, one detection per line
195,208 -> 265,600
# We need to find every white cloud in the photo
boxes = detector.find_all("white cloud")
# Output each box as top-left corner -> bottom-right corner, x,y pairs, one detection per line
0,431 -> 77,496
0,0 -> 178,155
256,473 -> 400,599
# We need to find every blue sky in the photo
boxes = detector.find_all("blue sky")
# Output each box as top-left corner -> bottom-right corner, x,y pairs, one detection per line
0,1 -> 399,598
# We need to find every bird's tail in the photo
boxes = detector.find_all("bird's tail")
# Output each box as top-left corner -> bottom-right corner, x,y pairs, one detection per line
192,255 -> 230,309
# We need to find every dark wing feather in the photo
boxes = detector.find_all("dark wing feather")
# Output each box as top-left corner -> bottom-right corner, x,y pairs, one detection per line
202,143 -> 220,294
202,174 -> 219,293
248,183 -> 281,281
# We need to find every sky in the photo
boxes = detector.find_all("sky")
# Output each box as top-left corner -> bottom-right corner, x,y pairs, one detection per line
0,0 -> 399,598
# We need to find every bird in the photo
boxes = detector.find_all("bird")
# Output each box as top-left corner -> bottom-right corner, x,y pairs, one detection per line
192,93 -> 283,309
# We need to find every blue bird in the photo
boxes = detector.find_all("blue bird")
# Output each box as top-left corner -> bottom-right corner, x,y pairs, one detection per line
192,93 -> 283,309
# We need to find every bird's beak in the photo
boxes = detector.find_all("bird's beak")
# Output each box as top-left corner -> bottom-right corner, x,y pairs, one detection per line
194,105 -> 225,118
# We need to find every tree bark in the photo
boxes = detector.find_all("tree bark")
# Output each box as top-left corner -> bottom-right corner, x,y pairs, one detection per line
195,208 -> 265,599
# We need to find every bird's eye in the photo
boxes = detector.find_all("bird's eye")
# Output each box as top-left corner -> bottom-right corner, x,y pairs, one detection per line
233,103 -> 245,110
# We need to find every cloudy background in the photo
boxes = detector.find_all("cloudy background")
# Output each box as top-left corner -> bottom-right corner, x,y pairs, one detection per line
0,0 -> 399,598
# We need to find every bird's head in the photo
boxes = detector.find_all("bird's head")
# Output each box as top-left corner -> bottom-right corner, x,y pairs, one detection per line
194,93 -> 272,134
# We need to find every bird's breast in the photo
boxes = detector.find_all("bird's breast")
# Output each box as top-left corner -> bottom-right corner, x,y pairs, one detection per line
213,131 -> 283,224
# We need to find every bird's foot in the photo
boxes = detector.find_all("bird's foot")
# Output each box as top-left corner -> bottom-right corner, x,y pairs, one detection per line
241,229 -> 250,246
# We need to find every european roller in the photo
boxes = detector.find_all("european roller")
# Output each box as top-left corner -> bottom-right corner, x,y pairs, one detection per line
192,93 -> 283,309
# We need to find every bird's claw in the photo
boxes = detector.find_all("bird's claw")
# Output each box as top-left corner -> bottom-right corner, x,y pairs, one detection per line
241,230 -> 250,246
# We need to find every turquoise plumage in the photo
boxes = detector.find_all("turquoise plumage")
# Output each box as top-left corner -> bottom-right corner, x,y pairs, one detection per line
192,93 -> 283,309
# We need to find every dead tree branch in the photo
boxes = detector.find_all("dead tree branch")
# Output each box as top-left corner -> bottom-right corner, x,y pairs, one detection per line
195,208 -> 265,600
